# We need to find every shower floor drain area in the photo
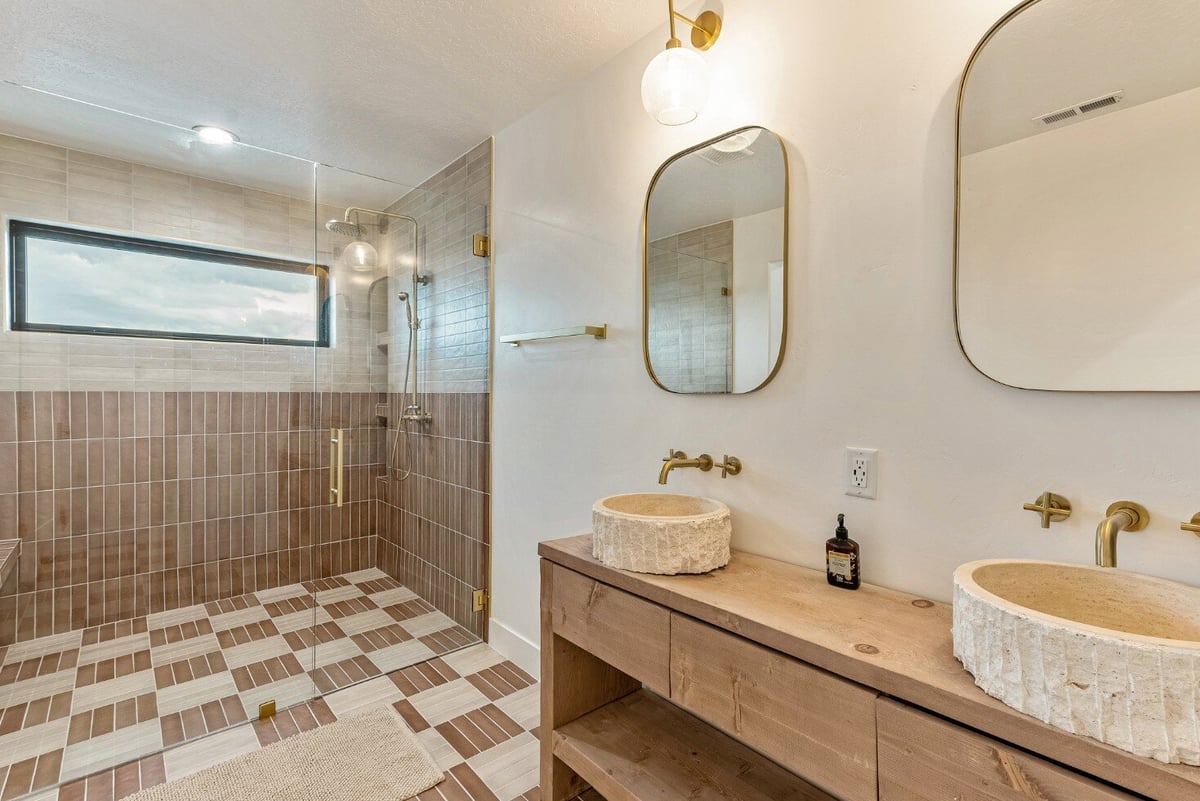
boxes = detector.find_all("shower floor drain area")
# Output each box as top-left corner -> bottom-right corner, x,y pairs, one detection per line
0,568 -> 479,796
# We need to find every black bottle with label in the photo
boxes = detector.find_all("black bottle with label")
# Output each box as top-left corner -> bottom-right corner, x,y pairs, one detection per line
826,513 -> 860,590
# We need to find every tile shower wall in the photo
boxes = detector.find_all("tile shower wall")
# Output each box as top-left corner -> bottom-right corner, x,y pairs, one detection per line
0,390 -> 382,645
0,132 -> 391,645
647,220 -> 733,393
376,141 -> 491,635
0,133 -> 386,393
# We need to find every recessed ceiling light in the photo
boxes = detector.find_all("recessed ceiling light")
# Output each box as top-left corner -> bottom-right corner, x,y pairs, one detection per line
191,125 -> 239,145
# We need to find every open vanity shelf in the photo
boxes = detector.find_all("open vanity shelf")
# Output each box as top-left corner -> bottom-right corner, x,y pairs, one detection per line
539,534 -> 1200,801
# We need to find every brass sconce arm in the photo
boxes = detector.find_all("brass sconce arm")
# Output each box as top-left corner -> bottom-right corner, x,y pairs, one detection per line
665,0 -> 722,50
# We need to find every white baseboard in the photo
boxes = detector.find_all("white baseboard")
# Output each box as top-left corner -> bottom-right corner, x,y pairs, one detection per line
488,618 -> 540,677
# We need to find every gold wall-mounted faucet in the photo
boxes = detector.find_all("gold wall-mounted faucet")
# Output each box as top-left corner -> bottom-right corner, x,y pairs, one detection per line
1022,491 -> 1071,528
659,450 -> 713,484
1095,501 -> 1149,567
658,449 -> 743,484
1181,514 -> 1200,537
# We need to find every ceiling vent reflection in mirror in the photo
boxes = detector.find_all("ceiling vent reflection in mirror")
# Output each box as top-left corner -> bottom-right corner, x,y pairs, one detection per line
1033,90 -> 1124,126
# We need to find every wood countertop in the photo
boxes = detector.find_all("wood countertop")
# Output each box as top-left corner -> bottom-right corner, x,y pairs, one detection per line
539,534 -> 1200,801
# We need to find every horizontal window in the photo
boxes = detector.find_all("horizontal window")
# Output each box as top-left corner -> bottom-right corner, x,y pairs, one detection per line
8,221 -> 329,347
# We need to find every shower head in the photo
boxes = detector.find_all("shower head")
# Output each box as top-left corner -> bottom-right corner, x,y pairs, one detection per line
325,218 -> 365,238
397,291 -> 409,301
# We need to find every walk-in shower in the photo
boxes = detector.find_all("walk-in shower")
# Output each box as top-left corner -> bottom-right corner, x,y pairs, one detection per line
0,81 -> 492,800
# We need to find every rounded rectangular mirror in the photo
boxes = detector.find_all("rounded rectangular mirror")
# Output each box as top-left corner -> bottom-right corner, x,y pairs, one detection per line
956,0 -> 1200,391
644,126 -> 788,394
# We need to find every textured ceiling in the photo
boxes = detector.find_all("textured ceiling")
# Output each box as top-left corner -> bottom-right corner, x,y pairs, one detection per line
0,0 -> 671,186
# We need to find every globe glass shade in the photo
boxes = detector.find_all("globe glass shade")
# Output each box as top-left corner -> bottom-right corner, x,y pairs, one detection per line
641,47 -> 709,126
343,241 -> 378,271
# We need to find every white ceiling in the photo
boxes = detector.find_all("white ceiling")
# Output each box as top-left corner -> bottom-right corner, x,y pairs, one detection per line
0,0 -> 672,188
961,0 -> 1200,154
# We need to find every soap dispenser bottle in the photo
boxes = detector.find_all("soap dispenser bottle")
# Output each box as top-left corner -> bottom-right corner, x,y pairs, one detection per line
826,513 -> 860,590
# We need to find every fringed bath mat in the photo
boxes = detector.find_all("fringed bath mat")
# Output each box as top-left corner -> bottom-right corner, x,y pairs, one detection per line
126,707 -> 443,801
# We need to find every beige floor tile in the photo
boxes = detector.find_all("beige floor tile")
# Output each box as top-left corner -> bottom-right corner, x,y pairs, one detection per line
333,608 -> 395,636
441,644 -> 507,676
220,635 -> 292,670
398,611 -> 459,638
71,670 -> 157,712
415,727 -> 463,770
150,633 -> 222,667
271,607 -> 333,635
369,640 -> 437,673
162,720 -> 261,781
208,604 -> 271,633
322,674 -> 404,718
367,586 -> 419,606
0,666 -> 76,707
314,585 -> 363,605
493,684 -> 538,731
0,717 -> 70,767
60,719 -> 163,781
78,631 -> 151,665
467,732 -> 540,800
156,671 -> 240,716
294,637 -> 363,671
1,631 -> 82,663
408,679 -> 490,727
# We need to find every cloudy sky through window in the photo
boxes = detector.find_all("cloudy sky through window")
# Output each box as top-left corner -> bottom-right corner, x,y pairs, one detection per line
23,237 -> 319,342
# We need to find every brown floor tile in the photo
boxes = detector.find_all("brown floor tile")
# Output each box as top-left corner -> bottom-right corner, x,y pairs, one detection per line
390,657 -> 459,696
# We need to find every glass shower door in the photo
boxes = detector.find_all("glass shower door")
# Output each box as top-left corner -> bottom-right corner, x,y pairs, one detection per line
0,81 -> 321,797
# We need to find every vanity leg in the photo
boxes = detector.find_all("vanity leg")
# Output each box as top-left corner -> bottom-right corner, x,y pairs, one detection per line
540,559 -> 640,801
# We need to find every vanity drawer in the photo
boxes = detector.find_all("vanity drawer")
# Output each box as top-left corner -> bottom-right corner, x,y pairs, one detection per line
877,699 -> 1140,801
670,613 -> 879,801
547,564 -> 670,694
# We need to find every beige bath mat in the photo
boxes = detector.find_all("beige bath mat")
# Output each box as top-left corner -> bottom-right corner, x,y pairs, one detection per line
126,707 -> 443,801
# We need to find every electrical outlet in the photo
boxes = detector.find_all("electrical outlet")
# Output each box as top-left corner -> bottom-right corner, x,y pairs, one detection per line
844,447 -> 877,499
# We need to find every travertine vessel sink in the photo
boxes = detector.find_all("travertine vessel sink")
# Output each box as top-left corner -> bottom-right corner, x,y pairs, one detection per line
953,559 -> 1200,764
592,493 -> 731,575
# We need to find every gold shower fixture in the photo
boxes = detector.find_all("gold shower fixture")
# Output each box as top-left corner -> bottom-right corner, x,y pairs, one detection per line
641,2 -> 724,126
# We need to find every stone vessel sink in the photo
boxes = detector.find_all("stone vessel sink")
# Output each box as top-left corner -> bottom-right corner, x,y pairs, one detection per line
953,559 -> 1200,765
592,493 -> 731,575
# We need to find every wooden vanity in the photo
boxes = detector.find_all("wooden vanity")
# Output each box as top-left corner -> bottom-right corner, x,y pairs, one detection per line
539,535 -> 1200,801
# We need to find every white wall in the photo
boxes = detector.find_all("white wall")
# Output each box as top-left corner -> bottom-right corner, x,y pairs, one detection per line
732,208 -> 784,392
959,85 -> 1200,390
490,0 -> 1200,669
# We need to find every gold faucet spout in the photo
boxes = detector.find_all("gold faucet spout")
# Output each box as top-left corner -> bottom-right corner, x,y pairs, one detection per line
1095,501 -> 1149,568
658,450 -> 714,484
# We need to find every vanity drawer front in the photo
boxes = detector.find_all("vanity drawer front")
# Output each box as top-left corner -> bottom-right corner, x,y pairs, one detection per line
877,699 -> 1140,801
547,564 -> 670,694
670,613 -> 879,801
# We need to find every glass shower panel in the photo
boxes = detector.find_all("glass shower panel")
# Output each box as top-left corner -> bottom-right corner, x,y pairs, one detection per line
310,160 -> 489,694
0,82 -> 319,796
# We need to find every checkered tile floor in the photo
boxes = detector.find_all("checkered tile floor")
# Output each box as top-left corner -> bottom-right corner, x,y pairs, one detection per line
0,569 -> 481,800
18,644 -> 541,801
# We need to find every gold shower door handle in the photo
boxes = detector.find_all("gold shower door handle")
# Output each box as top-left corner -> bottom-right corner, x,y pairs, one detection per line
329,428 -> 344,507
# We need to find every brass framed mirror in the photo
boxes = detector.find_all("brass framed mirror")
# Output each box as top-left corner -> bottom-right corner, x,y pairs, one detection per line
643,126 -> 788,394
956,0 -> 1200,391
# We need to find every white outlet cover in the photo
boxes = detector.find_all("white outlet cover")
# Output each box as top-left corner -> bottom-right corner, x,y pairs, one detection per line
845,447 -> 878,499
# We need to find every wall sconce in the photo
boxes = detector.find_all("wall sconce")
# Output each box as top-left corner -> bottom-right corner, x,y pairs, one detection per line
641,1 -> 723,126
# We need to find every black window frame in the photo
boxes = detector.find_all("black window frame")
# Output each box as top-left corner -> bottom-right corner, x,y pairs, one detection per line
9,220 -> 330,348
